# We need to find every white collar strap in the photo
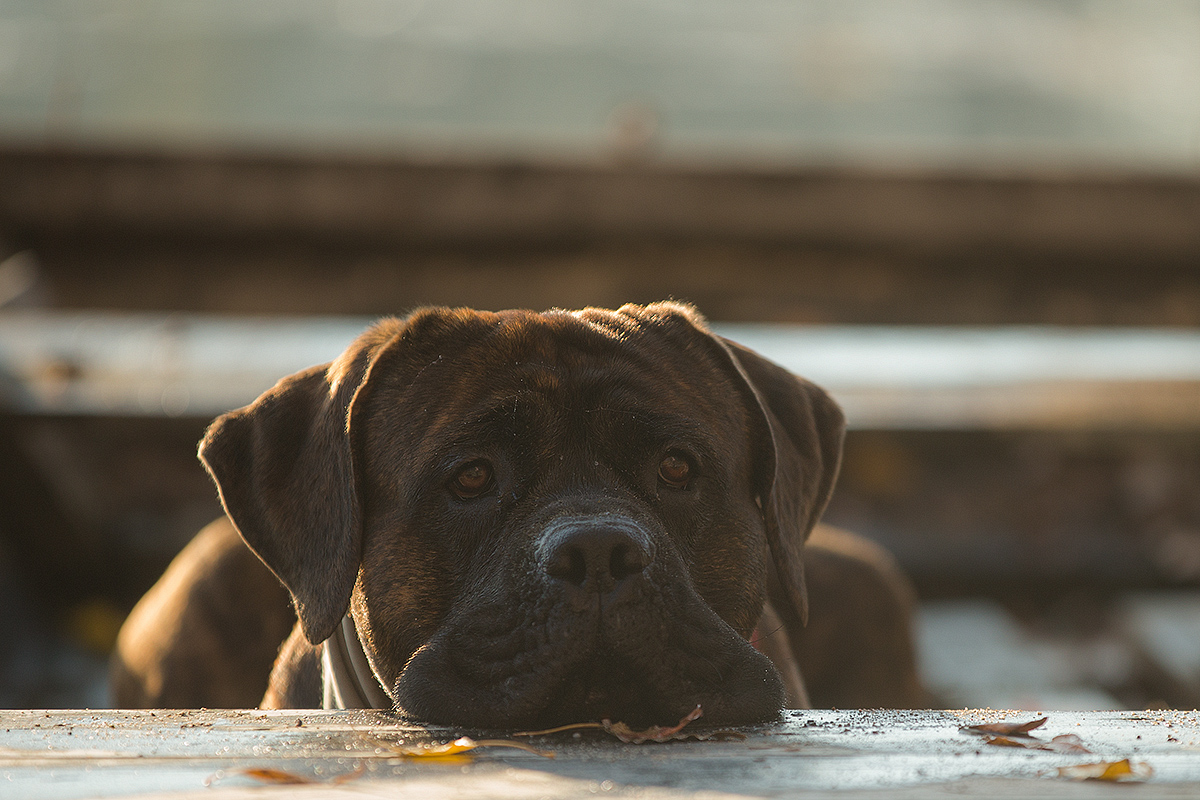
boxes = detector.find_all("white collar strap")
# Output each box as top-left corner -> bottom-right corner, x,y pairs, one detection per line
321,615 -> 392,710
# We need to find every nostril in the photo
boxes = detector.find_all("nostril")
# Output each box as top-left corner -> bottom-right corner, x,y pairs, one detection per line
609,542 -> 648,581
547,546 -> 588,586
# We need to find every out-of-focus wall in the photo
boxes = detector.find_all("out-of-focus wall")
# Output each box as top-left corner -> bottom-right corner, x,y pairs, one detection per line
1,1 -> 1198,172
2,1 -> 1199,709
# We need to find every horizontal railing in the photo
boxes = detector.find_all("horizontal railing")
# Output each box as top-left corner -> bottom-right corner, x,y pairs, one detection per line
4,311 -> 1199,429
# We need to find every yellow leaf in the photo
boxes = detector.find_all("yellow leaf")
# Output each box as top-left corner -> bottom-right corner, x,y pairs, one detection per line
1056,759 -> 1153,782
388,736 -> 553,759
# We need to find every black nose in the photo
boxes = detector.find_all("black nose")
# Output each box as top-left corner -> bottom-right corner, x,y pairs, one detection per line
544,523 -> 653,590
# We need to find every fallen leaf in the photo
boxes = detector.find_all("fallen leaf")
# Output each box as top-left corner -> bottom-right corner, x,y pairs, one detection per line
962,717 -> 1048,737
1047,734 -> 1091,755
1056,759 -> 1153,782
237,763 -> 366,785
982,732 -> 1091,754
238,768 -> 315,785
389,737 -> 478,758
983,735 -> 1033,749
387,736 -> 554,759
603,706 -> 704,743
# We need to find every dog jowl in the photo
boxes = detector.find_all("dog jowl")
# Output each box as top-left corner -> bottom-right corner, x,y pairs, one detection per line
116,303 -> 910,728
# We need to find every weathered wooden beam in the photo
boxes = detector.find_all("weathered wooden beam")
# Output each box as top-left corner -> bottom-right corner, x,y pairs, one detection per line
3,147 -> 1200,261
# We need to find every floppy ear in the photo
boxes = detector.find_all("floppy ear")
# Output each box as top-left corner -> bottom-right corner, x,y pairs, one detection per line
605,302 -> 844,631
198,321 -> 402,645
719,338 -> 846,632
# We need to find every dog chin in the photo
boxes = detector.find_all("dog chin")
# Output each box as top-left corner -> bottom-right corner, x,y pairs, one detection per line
537,646 -> 786,729
391,629 -> 785,730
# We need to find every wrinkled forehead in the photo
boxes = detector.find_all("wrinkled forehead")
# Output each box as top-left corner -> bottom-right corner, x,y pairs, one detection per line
465,311 -> 740,416
361,309 -> 751,452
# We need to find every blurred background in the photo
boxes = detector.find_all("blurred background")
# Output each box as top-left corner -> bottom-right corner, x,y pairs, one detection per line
1,0 -> 1199,711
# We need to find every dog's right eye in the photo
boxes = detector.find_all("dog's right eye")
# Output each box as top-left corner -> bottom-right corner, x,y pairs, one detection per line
451,460 -> 494,499
658,451 -> 692,489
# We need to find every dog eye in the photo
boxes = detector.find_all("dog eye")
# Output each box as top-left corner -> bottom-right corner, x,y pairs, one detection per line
657,452 -> 692,488
451,460 -> 493,498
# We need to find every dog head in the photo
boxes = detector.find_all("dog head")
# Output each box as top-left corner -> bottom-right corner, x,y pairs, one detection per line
199,303 -> 843,727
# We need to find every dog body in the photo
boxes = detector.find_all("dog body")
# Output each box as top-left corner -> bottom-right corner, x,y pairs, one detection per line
113,304 -> 923,725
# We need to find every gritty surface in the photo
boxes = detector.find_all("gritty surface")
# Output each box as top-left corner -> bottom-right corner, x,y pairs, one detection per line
2,709 -> 1199,799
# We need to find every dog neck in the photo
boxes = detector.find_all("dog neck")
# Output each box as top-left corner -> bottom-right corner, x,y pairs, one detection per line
321,615 -> 392,710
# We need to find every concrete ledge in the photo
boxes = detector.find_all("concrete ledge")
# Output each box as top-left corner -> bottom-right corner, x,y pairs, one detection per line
2,709 -> 1198,799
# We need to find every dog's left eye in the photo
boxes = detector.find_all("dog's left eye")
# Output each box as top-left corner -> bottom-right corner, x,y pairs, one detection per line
658,452 -> 692,488
451,460 -> 494,498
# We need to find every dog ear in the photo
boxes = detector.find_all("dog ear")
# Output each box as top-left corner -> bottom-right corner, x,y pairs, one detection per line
604,302 -> 844,631
719,338 -> 846,631
198,321 -> 402,645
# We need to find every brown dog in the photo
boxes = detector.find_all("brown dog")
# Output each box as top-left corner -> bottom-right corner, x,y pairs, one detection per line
113,303 -> 923,724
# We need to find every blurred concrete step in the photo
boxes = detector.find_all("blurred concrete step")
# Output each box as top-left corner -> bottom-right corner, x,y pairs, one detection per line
5,311 -> 1200,429
1117,593 -> 1200,705
917,599 -> 1125,711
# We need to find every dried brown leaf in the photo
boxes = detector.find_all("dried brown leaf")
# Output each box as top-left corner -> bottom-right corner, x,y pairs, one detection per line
237,763 -> 365,785
238,768 -> 315,785
1047,734 -> 1091,755
983,735 -> 1034,749
1056,759 -> 1153,782
982,732 -> 1092,754
962,717 -> 1048,737
602,705 -> 704,743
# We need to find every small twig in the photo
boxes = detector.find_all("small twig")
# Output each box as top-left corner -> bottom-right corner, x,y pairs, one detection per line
514,721 -> 605,737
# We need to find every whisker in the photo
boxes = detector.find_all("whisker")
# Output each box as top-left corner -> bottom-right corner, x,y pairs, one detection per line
749,622 -> 787,647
